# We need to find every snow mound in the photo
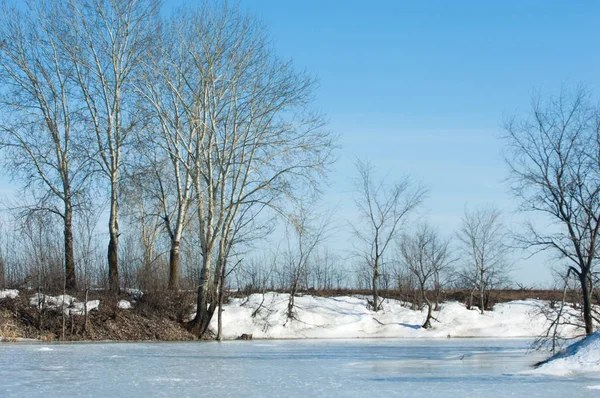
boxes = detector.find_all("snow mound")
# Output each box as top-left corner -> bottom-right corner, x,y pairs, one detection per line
118,300 -> 132,309
29,294 -> 100,316
207,293 -> 568,340
0,289 -> 19,299
532,331 -> 600,376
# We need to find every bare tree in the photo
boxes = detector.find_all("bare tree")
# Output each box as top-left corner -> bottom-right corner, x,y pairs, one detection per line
399,223 -> 453,328
504,87 -> 600,335
457,205 -> 511,314
352,159 -> 426,311
284,203 -> 334,320
59,0 -> 160,292
134,13 -> 195,291
155,4 -> 336,338
0,1 -> 92,290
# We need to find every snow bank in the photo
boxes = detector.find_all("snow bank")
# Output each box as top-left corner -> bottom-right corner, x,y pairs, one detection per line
29,293 -> 100,316
531,331 -> 600,376
0,289 -> 19,299
207,293 -> 570,340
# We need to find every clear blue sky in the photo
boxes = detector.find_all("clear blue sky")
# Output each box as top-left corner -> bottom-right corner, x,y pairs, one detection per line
207,0 -> 598,287
4,1 -> 599,286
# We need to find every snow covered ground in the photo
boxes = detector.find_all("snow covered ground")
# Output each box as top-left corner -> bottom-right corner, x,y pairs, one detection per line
0,289 -> 584,341
531,330 -> 600,376
207,292 -> 581,340
28,293 -> 100,316
0,289 -> 18,299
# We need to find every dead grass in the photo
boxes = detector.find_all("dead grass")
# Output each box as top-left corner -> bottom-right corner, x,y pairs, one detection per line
0,290 -> 196,342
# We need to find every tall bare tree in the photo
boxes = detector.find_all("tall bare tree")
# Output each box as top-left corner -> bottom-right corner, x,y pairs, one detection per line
135,13 -> 197,291
457,205 -> 511,314
0,1 -> 91,290
157,5 -> 336,337
399,223 -> 453,328
352,159 -> 426,311
504,87 -> 600,335
58,0 -> 160,292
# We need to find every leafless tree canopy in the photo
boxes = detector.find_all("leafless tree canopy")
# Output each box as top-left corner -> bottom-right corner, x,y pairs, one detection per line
456,205 -> 511,314
399,223 -> 453,328
504,87 -> 600,335
352,158 -> 427,311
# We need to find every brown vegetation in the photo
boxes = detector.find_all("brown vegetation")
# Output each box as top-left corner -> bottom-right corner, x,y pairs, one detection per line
0,291 -> 196,342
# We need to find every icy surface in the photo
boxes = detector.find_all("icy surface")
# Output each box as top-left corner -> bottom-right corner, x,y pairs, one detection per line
532,331 -> 600,376
208,293 -> 579,340
0,339 -> 598,397
0,289 -> 18,299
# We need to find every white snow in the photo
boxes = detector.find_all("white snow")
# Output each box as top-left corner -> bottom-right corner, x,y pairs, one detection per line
530,330 -> 600,376
118,300 -> 133,309
0,289 -> 19,299
207,292 -> 580,340
29,293 -> 99,316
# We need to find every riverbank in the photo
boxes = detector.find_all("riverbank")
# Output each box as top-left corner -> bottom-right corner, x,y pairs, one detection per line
0,289 -> 196,342
0,289 -> 583,342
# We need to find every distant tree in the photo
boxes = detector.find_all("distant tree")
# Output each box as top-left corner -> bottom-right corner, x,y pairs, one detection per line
399,223 -> 453,328
284,203 -> 333,320
504,87 -> 600,336
352,159 -> 426,311
456,205 -> 511,314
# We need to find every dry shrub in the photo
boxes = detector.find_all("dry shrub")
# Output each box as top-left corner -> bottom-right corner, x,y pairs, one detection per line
135,290 -> 196,323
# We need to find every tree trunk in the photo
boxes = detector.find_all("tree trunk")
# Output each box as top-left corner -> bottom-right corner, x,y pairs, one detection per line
288,279 -> 298,319
0,256 -> 4,289
108,233 -> 119,293
191,254 -> 213,337
422,293 -> 433,329
107,192 -> 119,293
64,203 -> 76,291
217,260 -> 225,341
372,258 -> 380,312
167,239 -> 180,291
479,269 -> 485,314
580,270 -> 594,335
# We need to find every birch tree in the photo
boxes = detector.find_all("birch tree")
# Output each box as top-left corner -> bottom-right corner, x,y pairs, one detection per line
59,0 -> 160,292
156,5 -> 335,337
135,13 -> 197,291
0,1 -> 90,290
352,159 -> 426,311
504,87 -> 600,335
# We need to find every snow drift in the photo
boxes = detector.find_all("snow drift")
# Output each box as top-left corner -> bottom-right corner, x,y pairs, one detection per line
532,330 -> 600,376
207,292 -> 573,340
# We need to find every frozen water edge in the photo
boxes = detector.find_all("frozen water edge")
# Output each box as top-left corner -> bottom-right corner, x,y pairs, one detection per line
0,339 -> 598,397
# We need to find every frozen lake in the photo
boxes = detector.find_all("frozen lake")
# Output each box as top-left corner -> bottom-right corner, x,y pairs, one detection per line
1,339 -> 598,397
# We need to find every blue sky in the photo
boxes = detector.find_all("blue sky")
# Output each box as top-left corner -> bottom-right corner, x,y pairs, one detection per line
203,0 -> 599,286
3,1 -> 599,286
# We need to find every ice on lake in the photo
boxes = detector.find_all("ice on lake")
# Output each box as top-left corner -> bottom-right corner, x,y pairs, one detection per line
0,339 -> 598,397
